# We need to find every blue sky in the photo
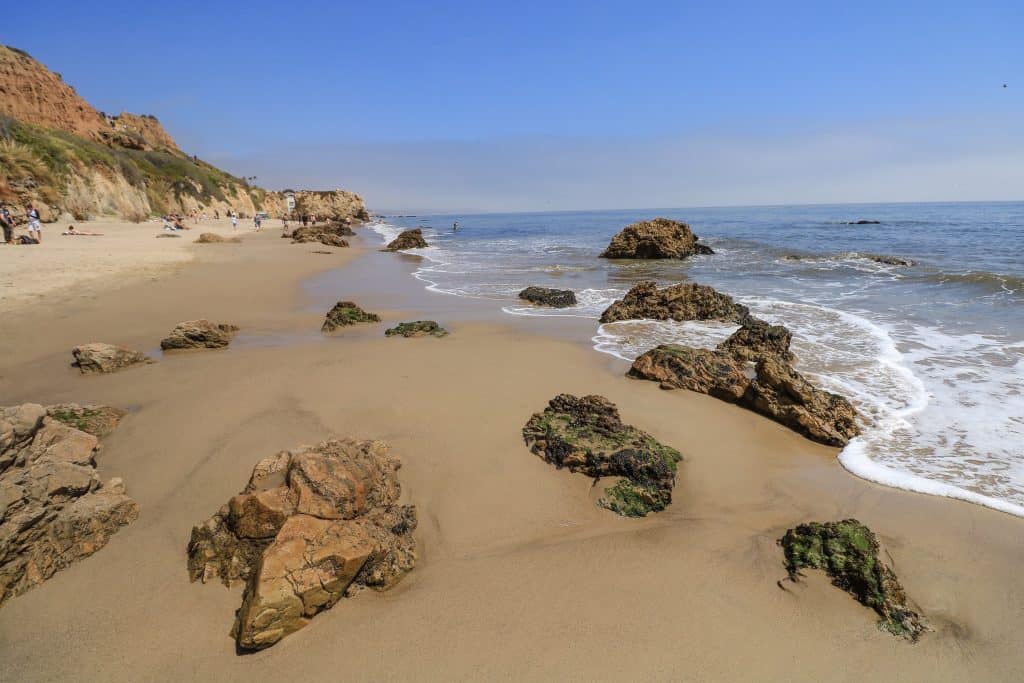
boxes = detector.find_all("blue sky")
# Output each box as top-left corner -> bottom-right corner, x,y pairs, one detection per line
3,1 -> 1022,210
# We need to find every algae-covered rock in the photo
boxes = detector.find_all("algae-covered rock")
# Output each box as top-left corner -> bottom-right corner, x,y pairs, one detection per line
384,229 -> 428,251
779,519 -> 926,640
385,321 -> 448,338
718,317 -> 794,362
518,286 -> 577,308
321,301 -> 381,332
46,403 -> 127,437
521,394 -> 682,517
600,281 -> 749,324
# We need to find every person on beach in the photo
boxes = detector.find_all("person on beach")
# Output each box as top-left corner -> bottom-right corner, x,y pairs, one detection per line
452,221 -> 459,232
26,205 -> 41,243
230,211 -> 238,230
0,207 -> 14,244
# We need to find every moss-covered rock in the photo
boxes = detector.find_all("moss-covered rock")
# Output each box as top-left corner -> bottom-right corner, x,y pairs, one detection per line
46,403 -> 126,437
385,321 -> 448,338
779,519 -> 926,640
321,301 -> 381,332
522,394 -> 682,517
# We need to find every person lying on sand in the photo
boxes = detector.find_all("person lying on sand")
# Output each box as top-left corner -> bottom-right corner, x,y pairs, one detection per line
61,225 -> 104,236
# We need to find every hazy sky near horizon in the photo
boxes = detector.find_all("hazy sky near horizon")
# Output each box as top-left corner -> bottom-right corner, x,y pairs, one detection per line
4,1 -> 1023,211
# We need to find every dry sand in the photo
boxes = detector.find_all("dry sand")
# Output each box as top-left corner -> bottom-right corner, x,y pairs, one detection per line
0,225 -> 1021,681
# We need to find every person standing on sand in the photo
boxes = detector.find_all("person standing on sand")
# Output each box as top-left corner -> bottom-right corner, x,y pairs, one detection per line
0,207 -> 14,244
26,205 -> 41,243
230,211 -> 238,230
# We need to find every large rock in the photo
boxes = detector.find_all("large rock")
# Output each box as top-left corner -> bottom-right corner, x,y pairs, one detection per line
321,301 -> 381,332
518,286 -> 577,308
384,321 -> 449,338
187,438 -> 417,650
600,281 -> 749,324
160,320 -> 240,350
290,223 -> 353,247
628,346 -> 859,446
779,519 -> 926,640
522,394 -> 682,517
384,229 -> 428,251
0,403 -> 137,606
599,218 -> 714,259
71,343 -> 154,374
718,318 -> 794,362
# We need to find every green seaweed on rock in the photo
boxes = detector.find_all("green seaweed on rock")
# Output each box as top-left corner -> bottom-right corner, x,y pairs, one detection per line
779,519 -> 926,640
522,394 -> 682,517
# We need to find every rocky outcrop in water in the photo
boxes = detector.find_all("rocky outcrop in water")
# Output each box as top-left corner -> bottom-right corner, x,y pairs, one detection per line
384,229 -> 428,251
72,343 -> 154,374
0,403 -> 138,606
600,281 -> 750,324
628,345 -> 859,446
195,233 -> 240,244
522,394 -> 682,517
186,438 -> 418,650
160,320 -> 239,350
599,218 -> 714,259
518,286 -> 577,308
845,219 -> 881,225
385,321 -> 449,338
321,301 -> 381,332
718,318 -> 794,362
779,519 -> 926,640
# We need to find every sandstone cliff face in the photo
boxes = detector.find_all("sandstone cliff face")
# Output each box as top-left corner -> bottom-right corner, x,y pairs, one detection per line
0,44 -> 366,223
0,46 -> 107,140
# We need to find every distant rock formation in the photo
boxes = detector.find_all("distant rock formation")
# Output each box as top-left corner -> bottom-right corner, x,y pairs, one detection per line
385,321 -> 449,338
160,320 -> 239,350
195,233 -> 240,244
845,219 -> 881,225
186,438 -> 418,650
600,281 -> 749,324
322,302 -> 380,332
599,218 -> 714,259
384,229 -> 428,251
522,394 -> 682,516
0,44 -> 368,224
779,519 -> 926,640
72,343 -> 154,374
518,286 -> 577,308
1,403 -> 137,606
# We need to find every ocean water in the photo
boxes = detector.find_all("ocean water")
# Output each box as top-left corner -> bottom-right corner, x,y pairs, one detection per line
370,203 -> 1024,516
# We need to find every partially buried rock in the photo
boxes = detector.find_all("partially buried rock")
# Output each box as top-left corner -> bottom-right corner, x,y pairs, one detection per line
0,403 -> 138,606
779,519 -> 926,640
321,301 -> 381,332
599,217 -> 714,259
385,321 -> 448,338
384,228 -> 428,251
72,343 -> 154,374
160,320 -> 240,350
195,233 -> 240,244
186,438 -> 418,651
628,346 -> 859,446
518,286 -> 577,308
522,394 -> 682,517
600,281 -> 749,324
46,403 -> 127,437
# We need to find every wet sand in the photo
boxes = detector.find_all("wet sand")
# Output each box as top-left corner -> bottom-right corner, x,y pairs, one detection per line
0,228 -> 1021,681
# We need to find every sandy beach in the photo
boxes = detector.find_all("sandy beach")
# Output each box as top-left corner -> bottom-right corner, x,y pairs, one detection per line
1,223 -> 1022,682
